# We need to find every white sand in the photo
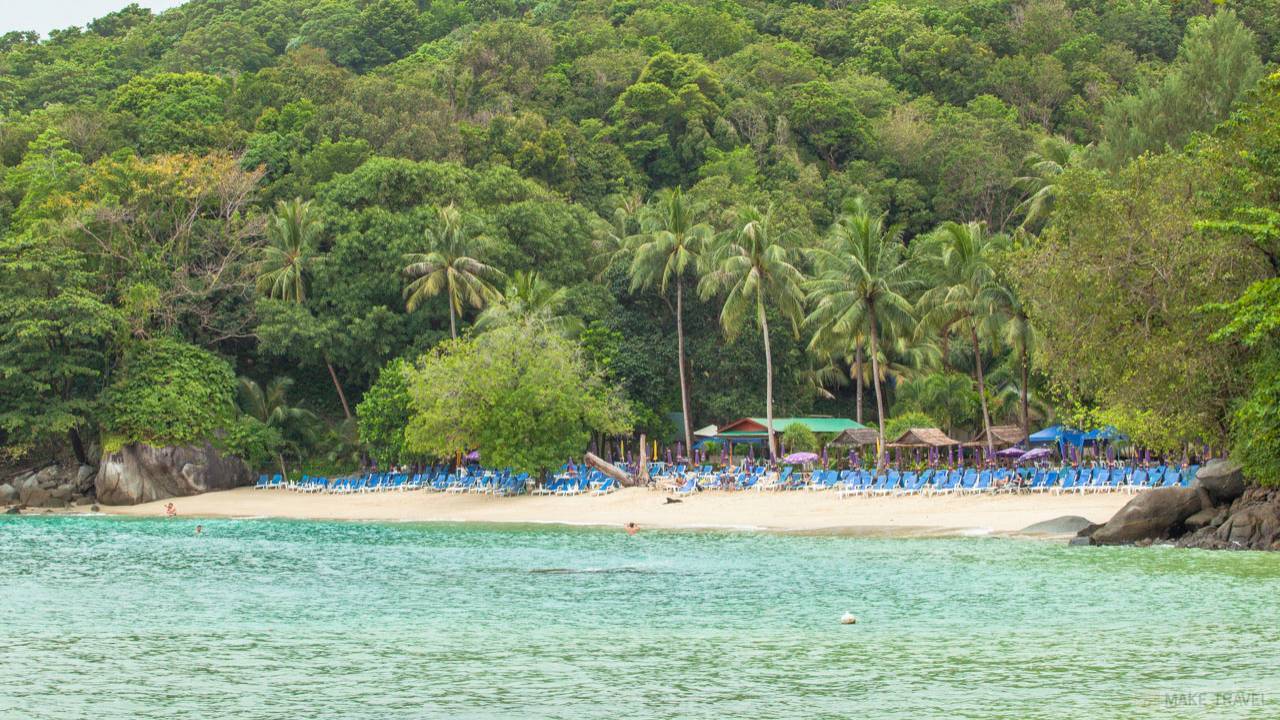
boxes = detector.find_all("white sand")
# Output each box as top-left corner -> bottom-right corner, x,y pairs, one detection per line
102,487 -> 1130,536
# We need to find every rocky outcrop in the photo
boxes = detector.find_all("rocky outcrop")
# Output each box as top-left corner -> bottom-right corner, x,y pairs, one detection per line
95,442 -> 251,505
1089,486 -> 1202,545
1078,461 -> 1280,551
1019,515 -> 1095,535
2,465 -> 82,508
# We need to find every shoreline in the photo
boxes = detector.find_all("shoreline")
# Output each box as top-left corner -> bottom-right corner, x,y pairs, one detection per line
76,486 -> 1131,538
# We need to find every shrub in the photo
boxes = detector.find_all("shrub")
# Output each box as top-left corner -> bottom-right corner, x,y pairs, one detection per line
781,423 -> 817,453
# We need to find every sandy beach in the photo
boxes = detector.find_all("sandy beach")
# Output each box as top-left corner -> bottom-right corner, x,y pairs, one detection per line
101,487 -> 1132,536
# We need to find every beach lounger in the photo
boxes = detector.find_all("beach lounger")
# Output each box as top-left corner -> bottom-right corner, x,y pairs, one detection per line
591,477 -> 617,495
672,475 -> 697,496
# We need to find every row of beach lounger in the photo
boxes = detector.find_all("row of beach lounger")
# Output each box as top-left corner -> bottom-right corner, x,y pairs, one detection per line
646,463 -> 1200,496
255,468 -> 531,495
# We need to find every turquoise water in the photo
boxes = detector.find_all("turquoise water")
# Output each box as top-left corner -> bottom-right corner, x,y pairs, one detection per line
2,516 -> 1278,719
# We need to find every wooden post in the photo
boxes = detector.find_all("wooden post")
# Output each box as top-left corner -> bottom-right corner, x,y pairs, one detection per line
638,433 -> 650,485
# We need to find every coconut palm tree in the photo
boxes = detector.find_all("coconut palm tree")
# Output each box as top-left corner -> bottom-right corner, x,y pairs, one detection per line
237,375 -> 317,482
628,187 -> 712,458
403,204 -> 506,340
804,209 -> 918,452
985,277 -> 1038,441
915,221 -> 1011,456
700,205 -> 806,461
592,194 -> 644,279
252,198 -> 353,419
474,270 -> 581,337
1010,135 -> 1084,230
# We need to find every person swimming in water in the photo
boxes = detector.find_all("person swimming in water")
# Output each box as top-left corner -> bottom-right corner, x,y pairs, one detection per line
194,524 -> 203,535
625,522 -> 638,536
164,503 -> 176,518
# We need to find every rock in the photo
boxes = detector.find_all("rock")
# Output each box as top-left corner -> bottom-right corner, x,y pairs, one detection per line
1067,536 -> 1093,547
20,487 -> 52,508
96,442 -> 252,505
5,506 -> 20,514
91,504 -> 100,512
1091,486 -> 1202,545
1194,460 -> 1246,506
49,484 -> 74,501
74,464 -> 96,492
1215,504 -> 1280,549
1020,515 -> 1095,535
73,496 -> 94,506
0,483 -> 15,504
1184,507 -> 1220,532
33,465 -> 61,489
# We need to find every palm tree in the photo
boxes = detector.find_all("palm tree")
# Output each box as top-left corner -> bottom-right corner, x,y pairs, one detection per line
592,194 -> 644,279
700,205 -> 806,461
985,277 -> 1038,441
403,204 -> 506,340
628,187 -> 712,458
253,198 -> 353,419
804,209 -> 917,452
237,375 -> 317,482
1010,135 -> 1083,230
475,270 -> 581,337
915,221 -> 1011,456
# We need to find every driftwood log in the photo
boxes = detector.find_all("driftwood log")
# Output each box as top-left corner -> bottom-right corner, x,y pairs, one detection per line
584,452 -> 636,487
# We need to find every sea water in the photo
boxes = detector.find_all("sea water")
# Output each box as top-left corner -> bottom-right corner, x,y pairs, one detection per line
2,515 -> 1278,719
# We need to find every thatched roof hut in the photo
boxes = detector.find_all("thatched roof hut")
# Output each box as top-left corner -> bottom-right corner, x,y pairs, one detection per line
962,425 -> 1028,448
886,428 -> 960,448
830,427 -> 880,447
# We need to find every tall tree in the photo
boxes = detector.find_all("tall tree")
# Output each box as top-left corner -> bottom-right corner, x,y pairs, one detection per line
628,187 -> 712,458
804,209 -> 917,452
403,203 -> 505,340
236,376 -> 316,481
916,221 -> 1010,456
700,206 -> 806,461
985,274 -> 1038,442
253,197 -> 353,419
474,270 -> 581,337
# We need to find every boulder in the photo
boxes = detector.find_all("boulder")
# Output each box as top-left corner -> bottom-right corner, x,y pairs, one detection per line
0,483 -> 15,504
49,484 -> 74,501
20,487 -> 52,508
96,442 -> 252,505
74,465 -> 96,492
1214,504 -> 1280,549
33,465 -> 61,489
1184,507 -> 1219,532
73,496 -> 94,507
1090,486 -> 1202,545
1020,515 -> 1095,535
1194,460 -> 1246,506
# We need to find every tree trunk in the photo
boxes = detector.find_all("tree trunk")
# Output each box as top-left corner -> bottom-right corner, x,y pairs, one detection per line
325,360 -> 353,419
448,300 -> 457,340
584,452 -> 634,487
67,428 -> 88,466
1020,344 -> 1030,444
868,311 -> 888,463
759,299 -> 777,462
970,325 -> 994,457
277,453 -> 290,484
853,342 -> 864,425
638,433 -> 650,484
675,277 -> 694,461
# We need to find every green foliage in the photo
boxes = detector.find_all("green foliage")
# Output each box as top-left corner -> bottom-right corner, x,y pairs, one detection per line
98,338 -> 240,450
404,322 -> 632,473
1229,350 -> 1280,486
884,411 -> 938,442
780,423 -> 817,453
356,358 -> 414,465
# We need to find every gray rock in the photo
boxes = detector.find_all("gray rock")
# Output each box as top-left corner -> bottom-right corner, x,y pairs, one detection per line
33,465 -> 61,489
90,504 -> 100,512
1067,536 -> 1093,547
21,487 -> 52,508
1091,486 -> 1203,545
96,442 -> 252,505
1215,504 -> 1280,549
1184,507 -> 1219,532
49,484 -> 74,501
0,483 -> 15,504
1194,460 -> 1246,505
73,496 -> 94,506
74,464 -> 96,492
5,506 -> 20,514
1020,515 -> 1096,535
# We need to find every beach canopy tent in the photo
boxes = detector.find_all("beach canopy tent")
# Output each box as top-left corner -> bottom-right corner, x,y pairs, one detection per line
715,417 -> 863,442
694,424 -> 719,438
886,428 -> 960,448
1028,425 -> 1085,447
830,427 -> 880,447
963,425 -> 1028,448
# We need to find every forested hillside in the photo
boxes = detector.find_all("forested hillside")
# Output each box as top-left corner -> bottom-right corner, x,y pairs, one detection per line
2,0 -> 1279,478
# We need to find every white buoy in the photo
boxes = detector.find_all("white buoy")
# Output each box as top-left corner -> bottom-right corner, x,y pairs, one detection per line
840,612 -> 858,625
